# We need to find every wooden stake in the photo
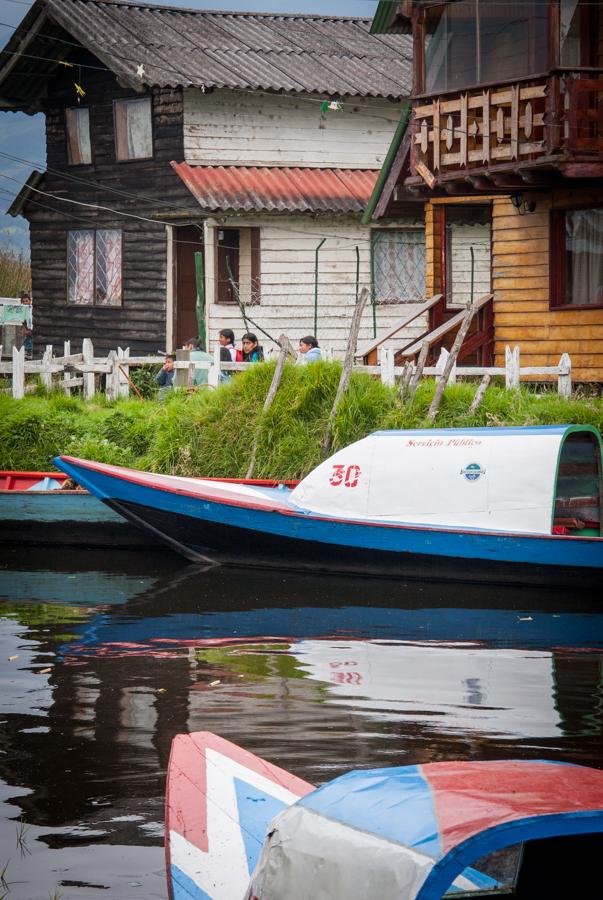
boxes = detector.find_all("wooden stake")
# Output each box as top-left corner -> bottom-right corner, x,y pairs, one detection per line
408,341 -> 429,400
322,287 -> 369,454
427,304 -> 475,421
246,334 -> 291,479
468,373 -> 491,414
82,338 -> 95,400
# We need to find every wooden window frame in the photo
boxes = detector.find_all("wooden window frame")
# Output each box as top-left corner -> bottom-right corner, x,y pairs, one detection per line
113,96 -> 154,163
550,206 -> 603,311
66,228 -> 123,307
419,0 -> 550,96
65,106 -> 92,166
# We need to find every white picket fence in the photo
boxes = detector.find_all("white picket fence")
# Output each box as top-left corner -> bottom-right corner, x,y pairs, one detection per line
0,340 -> 573,400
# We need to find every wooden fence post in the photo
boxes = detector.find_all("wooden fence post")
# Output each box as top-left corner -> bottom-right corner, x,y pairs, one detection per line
82,338 -> 95,400
106,350 -> 119,401
435,347 -> 456,384
116,347 -> 130,399
41,345 -> 53,392
208,343 -> 221,388
379,346 -> 395,387
557,353 -> 572,398
505,345 -> 520,391
63,340 -> 73,396
12,345 -> 24,399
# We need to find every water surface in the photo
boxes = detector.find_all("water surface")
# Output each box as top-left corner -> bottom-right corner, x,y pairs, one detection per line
1,546 -> 601,898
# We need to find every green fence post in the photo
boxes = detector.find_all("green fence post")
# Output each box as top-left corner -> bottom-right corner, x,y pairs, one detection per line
314,238 -> 326,337
194,251 -> 206,351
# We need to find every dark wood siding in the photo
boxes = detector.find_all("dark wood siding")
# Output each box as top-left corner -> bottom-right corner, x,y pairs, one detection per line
25,52 -> 197,355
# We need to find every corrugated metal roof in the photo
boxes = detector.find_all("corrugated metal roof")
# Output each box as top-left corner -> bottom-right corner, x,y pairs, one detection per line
171,162 -> 379,214
0,0 -> 412,107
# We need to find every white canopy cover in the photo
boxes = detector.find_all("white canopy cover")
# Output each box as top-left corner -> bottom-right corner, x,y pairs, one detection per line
289,426 -> 601,535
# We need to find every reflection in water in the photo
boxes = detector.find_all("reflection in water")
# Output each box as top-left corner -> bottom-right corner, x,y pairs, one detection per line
0,546 -> 601,898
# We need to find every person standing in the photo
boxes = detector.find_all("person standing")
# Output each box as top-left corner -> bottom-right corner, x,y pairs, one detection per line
20,291 -> 33,359
297,335 -> 322,364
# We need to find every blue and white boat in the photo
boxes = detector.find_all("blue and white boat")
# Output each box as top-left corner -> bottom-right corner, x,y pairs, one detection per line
54,425 -> 603,585
165,731 -> 603,900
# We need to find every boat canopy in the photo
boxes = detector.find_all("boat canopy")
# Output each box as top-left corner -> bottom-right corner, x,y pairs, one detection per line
248,760 -> 603,900
289,426 -> 603,535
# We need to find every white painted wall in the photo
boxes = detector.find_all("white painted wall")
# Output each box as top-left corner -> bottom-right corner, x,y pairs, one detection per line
204,215 -> 429,358
183,89 -> 402,169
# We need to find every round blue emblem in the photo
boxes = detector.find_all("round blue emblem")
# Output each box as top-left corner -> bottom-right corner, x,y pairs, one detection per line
461,462 -> 484,481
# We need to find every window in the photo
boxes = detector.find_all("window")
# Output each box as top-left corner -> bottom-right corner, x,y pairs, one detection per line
551,208 -> 603,309
216,227 -> 261,305
425,1 -> 548,93
68,229 -> 122,306
65,107 -> 91,165
560,0 -> 598,67
114,97 -> 153,161
444,206 -> 491,307
372,230 -> 425,303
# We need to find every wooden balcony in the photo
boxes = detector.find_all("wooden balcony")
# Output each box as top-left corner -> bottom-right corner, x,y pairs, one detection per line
408,70 -> 603,189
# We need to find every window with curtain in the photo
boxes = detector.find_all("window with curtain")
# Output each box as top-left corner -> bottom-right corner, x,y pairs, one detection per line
425,1 -> 548,93
68,230 -> 122,306
65,107 -> 91,165
372,230 -> 425,303
551,208 -> 603,308
114,97 -> 153,161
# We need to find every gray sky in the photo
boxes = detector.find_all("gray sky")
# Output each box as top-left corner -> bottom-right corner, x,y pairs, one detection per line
0,0 -> 379,255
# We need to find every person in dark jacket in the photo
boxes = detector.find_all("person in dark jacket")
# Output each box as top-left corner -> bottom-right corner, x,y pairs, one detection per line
241,332 -> 264,362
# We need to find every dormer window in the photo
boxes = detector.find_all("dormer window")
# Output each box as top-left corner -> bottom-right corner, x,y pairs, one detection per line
424,1 -> 548,94
114,97 -> 153,161
66,107 -> 91,165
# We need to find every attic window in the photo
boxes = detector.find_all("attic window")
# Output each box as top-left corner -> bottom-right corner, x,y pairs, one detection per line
68,229 -> 122,306
114,97 -> 153,161
66,107 -> 91,165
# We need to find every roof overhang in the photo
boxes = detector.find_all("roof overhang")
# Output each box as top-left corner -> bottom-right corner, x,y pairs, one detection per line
370,1 -> 413,35
7,170 -> 45,217
171,163 -> 379,216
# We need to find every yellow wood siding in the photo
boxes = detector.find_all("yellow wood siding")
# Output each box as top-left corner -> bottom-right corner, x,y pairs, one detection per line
492,190 -> 603,382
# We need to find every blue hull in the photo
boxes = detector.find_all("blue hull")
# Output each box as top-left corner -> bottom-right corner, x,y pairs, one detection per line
55,458 -> 603,586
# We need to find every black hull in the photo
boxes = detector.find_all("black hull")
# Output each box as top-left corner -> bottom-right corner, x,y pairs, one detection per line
108,499 -> 601,589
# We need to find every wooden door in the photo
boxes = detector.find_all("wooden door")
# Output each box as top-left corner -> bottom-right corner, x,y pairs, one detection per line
175,224 -> 204,348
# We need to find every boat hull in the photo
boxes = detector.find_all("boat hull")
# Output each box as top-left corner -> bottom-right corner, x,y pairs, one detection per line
0,490 -> 160,548
107,495 -> 602,587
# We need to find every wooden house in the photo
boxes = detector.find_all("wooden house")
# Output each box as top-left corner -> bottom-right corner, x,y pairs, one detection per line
365,0 -> 603,382
0,0 -> 427,357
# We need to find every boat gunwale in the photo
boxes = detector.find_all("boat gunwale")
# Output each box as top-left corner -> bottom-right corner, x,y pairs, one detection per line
56,455 -> 603,544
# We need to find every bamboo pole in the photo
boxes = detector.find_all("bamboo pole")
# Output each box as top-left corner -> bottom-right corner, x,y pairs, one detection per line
322,287 -> 369,454
246,334 -> 291,479
427,304 -> 475,421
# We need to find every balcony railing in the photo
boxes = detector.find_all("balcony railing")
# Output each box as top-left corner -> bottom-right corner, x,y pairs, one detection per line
410,70 -> 603,181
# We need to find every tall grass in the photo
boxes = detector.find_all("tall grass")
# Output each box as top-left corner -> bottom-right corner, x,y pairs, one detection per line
0,244 -> 31,297
0,361 -> 602,477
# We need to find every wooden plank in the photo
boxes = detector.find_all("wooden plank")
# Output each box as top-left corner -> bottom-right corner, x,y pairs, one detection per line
459,93 -> 468,166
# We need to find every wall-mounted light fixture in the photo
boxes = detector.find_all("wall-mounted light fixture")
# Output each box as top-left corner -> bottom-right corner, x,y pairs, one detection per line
510,192 -> 536,216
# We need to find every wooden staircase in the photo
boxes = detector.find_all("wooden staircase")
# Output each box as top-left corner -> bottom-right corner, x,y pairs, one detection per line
357,293 -> 494,367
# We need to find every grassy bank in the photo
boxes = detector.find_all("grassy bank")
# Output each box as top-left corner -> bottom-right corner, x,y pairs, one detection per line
1,361 -> 602,478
